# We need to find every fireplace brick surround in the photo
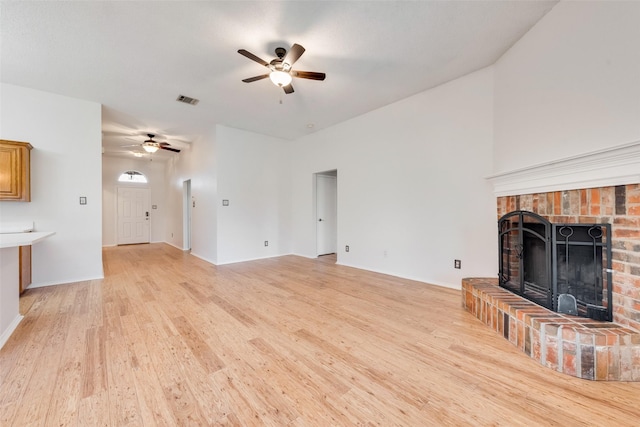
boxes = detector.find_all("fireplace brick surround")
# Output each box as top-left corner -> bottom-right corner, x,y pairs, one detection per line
463,183 -> 640,381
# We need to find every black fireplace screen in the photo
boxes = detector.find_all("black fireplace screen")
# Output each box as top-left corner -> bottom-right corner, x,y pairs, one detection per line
498,211 -> 612,321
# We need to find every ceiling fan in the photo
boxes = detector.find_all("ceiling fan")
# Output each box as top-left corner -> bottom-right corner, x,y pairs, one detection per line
122,134 -> 181,154
238,43 -> 326,94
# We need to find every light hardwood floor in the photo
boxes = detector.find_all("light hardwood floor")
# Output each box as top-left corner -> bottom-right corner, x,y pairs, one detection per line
1,243 -> 639,426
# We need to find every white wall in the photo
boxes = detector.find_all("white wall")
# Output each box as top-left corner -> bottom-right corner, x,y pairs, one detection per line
164,153 -> 186,251
290,68 -> 497,288
164,130 -> 218,263
493,1 -> 640,173
102,156 -> 167,246
0,83 -> 103,286
216,125 -> 291,264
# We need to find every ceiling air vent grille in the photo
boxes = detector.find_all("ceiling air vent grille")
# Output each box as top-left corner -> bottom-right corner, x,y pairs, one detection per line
176,95 -> 199,105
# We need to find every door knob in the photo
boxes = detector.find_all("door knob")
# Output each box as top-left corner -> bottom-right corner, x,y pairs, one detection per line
318,218 -> 323,222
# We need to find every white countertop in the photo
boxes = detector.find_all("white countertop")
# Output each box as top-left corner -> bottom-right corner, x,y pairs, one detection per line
0,231 -> 55,249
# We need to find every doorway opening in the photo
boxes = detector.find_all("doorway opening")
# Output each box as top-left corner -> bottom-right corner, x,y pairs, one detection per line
315,170 -> 337,258
183,179 -> 192,252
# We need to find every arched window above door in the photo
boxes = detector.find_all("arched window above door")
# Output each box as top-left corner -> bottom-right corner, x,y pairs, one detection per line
118,170 -> 147,183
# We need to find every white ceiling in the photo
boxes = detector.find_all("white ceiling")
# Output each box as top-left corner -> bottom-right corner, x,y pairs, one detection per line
1,1 -> 557,160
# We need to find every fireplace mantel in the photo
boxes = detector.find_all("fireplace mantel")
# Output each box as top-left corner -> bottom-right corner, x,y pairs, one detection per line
487,140 -> 640,197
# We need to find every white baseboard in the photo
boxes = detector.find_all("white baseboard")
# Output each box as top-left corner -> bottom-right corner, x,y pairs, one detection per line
334,261 -> 461,291
164,241 -> 187,251
27,275 -> 104,289
189,251 -> 217,265
0,314 -> 24,350
215,253 -> 295,266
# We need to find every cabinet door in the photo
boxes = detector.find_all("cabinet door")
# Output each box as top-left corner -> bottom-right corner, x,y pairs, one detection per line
0,140 -> 32,202
19,245 -> 32,294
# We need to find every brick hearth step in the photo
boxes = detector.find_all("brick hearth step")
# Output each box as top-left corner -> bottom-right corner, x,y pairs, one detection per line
462,278 -> 640,381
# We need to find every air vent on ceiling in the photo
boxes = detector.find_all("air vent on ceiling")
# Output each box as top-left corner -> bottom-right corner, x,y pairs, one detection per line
176,94 -> 199,105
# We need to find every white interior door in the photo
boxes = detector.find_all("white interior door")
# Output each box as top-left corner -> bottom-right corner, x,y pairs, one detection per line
117,187 -> 150,245
316,173 -> 337,256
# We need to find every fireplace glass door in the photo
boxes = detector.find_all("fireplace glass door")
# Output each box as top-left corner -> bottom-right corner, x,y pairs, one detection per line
499,211 -> 552,309
498,211 -> 612,320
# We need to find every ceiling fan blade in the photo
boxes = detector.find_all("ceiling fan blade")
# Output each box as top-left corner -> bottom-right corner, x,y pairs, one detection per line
238,49 -> 269,67
283,84 -> 294,94
160,146 -> 181,153
282,44 -> 305,70
292,70 -> 326,81
242,74 -> 270,83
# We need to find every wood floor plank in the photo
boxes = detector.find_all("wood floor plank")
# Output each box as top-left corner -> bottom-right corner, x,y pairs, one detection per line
127,333 -> 179,426
43,302 -> 92,427
245,337 -> 355,425
170,315 -> 225,375
141,334 -> 209,425
76,390 -> 110,427
104,337 -> 142,426
2,285 -> 73,425
2,243 -> 640,426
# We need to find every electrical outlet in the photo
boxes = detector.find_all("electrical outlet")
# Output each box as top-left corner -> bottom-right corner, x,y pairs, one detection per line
264,241 -> 269,247
454,259 -> 461,269
345,245 -> 350,252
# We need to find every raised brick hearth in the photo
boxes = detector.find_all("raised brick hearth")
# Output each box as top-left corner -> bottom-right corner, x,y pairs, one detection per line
462,278 -> 640,381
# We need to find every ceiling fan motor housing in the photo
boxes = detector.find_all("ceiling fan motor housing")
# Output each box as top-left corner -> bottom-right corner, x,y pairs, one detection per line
275,47 -> 286,59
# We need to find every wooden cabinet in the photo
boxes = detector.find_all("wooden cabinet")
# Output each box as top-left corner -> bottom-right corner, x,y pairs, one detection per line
19,246 -> 32,294
0,140 -> 33,202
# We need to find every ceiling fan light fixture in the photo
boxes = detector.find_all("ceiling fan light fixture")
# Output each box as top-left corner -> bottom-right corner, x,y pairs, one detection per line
143,144 -> 159,153
239,44 -> 324,95
269,70 -> 292,87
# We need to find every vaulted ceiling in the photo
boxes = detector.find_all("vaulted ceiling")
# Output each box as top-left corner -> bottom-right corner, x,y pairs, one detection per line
1,1 -> 557,159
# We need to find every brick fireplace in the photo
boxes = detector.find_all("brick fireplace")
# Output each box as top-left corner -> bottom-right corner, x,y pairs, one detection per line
463,183 -> 640,381
497,184 -> 640,331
